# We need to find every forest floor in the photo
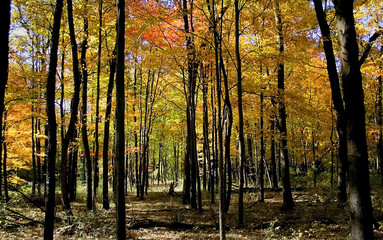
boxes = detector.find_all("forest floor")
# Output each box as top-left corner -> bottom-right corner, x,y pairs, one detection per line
2,175 -> 383,239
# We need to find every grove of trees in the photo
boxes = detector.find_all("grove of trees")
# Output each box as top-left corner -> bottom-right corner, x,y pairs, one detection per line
0,0 -> 382,239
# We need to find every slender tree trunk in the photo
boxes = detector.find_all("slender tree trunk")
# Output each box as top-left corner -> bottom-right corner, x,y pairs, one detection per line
235,0 -> 246,225
115,0 -> 126,237
32,111 -> 36,196
376,51 -> 383,182
182,0 -> 199,210
270,98 -> 278,189
80,7 -> 93,211
62,0 -> 82,214
202,68 -> 210,191
220,34 -> 232,213
2,111 -> 9,203
3,138 -> 9,202
274,0 -> 294,211
69,128 -> 78,201
259,92 -> 265,202
94,0 -> 103,207
330,110 -> 335,188
36,119 -> 42,196
0,0 -> 11,201
206,0 -> 225,237
102,48 -> 116,210
313,131 -> 317,187
44,0 -> 62,237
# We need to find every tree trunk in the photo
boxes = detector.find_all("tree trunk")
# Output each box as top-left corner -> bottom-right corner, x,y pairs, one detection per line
36,119 -> 42,196
259,92 -> 265,202
44,0 -> 62,237
94,0 -> 103,206
62,0 -> 82,214
80,8 -> 93,211
333,0 -> 374,238
102,48 -> 116,210
68,128 -> 78,202
274,0 -> 294,211
115,0 -> 126,237
2,111 -> 9,203
32,112 -> 36,196
376,49 -> 383,182
0,0 -> 10,201
235,0 -> 246,226
270,98 -> 278,189
312,0 -> 348,206
202,67 -> 210,191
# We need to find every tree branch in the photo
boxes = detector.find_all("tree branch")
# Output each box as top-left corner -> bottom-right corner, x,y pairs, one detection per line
359,29 -> 383,66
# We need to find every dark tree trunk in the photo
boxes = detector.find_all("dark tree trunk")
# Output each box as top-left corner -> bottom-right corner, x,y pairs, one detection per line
222,58 -> 232,214
312,0 -> 348,206
94,0 -> 103,205
80,9 -> 93,211
235,0 -> 246,226
62,0 -> 82,214
202,67 -> 210,191
115,0 -> 126,237
68,128 -> 78,202
2,111 -> 9,203
206,0 -> 225,237
102,48 -> 116,210
32,112 -> 36,196
259,92 -> 265,202
274,0 -> 294,211
333,0 -> 374,238
376,49 -> 383,182
0,0 -> 11,200
133,66 -> 140,197
181,0 -> 199,210
3,136 -> 9,203
36,119 -> 42,196
44,0 -> 62,237
270,98 -> 278,189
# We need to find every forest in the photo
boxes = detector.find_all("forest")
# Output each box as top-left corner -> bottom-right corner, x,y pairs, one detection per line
0,0 -> 383,239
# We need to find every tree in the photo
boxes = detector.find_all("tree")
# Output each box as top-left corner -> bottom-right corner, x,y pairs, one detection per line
94,0 -> 103,210
79,1 -> 93,210
312,0 -> 348,206
115,0 -> 126,237
274,0 -> 294,211
44,0 -> 63,238
235,0 -> 246,226
61,0 -> 82,214
0,0 -> 11,200
333,0 -> 375,238
102,47 -> 116,210
181,0 -> 199,210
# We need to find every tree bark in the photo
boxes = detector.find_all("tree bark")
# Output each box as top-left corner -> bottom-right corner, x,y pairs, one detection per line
0,0 -> 11,200
235,0 -> 246,225
274,0 -> 294,211
115,0 -> 126,237
2,111 -> 9,203
270,98 -> 278,189
259,92 -> 265,202
94,0 -> 103,206
102,48 -> 116,210
44,0 -> 62,237
80,7 -> 94,211
333,0 -> 374,238
62,0 -> 82,214
312,0 -> 348,206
